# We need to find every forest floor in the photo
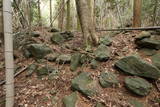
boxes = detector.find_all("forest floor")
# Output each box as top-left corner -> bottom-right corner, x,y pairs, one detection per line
0,27 -> 160,107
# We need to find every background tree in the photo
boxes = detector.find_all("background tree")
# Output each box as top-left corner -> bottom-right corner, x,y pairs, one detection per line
133,0 -> 142,27
66,0 -> 71,30
0,0 -> 3,43
50,0 -> 53,27
58,0 -> 65,31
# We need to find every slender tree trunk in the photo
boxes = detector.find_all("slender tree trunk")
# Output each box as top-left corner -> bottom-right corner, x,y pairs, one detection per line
38,0 -> 42,26
66,0 -> 71,30
3,0 -> 14,106
50,0 -> 53,27
0,0 -> 3,44
133,0 -> 142,27
153,0 -> 158,26
28,0 -> 32,35
75,0 -> 99,48
58,0 -> 65,31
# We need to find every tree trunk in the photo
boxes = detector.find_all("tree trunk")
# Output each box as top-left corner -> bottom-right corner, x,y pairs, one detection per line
133,0 -> 142,27
58,0 -> 65,31
75,0 -> 99,48
50,0 -> 53,27
3,0 -> 15,106
38,0 -> 42,26
66,0 -> 71,31
0,0 -> 3,44
153,0 -> 158,26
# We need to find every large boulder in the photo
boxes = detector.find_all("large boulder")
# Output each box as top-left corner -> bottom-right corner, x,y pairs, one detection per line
63,92 -> 78,107
71,72 -> 97,97
115,56 -> 160,79
56,54 -> 71,64
51,33 -> 65,44
152,53 -> 160,70
94,44 -> 111,62
99,72 -> 119,88
27,44 -> 52,59
70,53 -> 81,71
125,77 -> 152,96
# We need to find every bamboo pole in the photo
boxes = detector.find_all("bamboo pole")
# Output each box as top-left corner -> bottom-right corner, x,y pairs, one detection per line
3,0 -> 14,106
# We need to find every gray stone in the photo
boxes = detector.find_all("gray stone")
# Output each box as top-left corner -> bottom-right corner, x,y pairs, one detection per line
99,72 -> 119,88
51,33 -> 65,44
71,72 -> 97,97
152,53 -> 160,69
63,92 -> 78,107
56,54 -> 71,64
27,44 -> 52,59
125,77 -> 152,96
70,53 -> 81,71
94,44 -> 110,62
115,56 -> 160,79
99,36 -> 112,46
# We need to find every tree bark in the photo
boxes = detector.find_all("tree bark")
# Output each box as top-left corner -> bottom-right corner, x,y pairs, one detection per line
0,0 -> 3,44
133,0 -> 142,27
66,0 -> 71,30
50,0 -> 53,27
58,0 -> 65,31
75,0 -> 99,48
3,0 -> 15,106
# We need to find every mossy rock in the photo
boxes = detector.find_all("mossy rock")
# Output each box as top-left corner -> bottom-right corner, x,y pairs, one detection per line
94,44 -> 111,62
27,44 -> 52,59
115,55 -> 160,80
95,102 -> 105,107
63,92 -> 78,107
51,33 -> 65,44
56,54 -> 71,64
125,77 -> 152,96
99,36 -> 112,46
71,72 -> 97,97
90,59 -> 99,69
152,53 -> 160,70
128,99 -> 144,107
70,53 -> 81,71
99,72 -> 119,88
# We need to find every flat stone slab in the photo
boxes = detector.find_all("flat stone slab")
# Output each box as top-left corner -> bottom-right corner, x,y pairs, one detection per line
125,77 -> 152,96
115,56 -> 160,79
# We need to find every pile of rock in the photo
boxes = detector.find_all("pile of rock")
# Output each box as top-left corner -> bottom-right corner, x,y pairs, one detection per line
115,55 -> 160,96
